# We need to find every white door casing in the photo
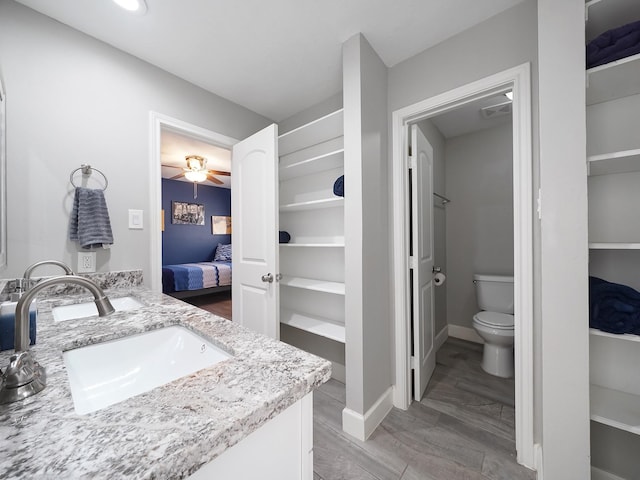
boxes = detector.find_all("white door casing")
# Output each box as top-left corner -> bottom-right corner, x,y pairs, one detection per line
411,125 -> 436,401
231,124 -> 279,339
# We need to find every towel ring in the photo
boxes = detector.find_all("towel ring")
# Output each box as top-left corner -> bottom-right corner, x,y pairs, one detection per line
69,164 -> 108,191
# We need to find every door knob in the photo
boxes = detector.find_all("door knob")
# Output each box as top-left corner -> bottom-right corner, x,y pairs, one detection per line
261,273 -> 274,283
432,266 -> 442,273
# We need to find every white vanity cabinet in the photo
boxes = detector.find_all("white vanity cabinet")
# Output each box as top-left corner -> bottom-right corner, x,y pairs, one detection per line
586,0 -> 640,477
277,109 -> 347,381
188,393 -> 313,480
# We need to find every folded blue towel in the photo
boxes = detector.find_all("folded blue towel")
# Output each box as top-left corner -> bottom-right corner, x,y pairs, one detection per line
333,175 -> 344,197
589,276 -> 640,335
587,20 -> 640,68
69,187 -> 114,249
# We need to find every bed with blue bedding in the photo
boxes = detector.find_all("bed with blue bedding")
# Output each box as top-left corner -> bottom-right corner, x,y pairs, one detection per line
162,261 -> 232,299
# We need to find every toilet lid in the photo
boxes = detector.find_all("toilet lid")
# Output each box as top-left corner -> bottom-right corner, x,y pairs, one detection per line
474,311 -> 514,329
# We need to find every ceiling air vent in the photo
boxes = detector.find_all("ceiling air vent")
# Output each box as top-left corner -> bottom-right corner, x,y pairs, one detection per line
480,100 -> 512,119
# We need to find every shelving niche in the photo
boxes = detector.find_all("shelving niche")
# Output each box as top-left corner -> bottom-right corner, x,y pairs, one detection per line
278,108 -> 346,381
586,0 -> 640,477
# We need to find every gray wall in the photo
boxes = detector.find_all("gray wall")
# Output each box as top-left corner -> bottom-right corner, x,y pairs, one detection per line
343,34 -> 392,416
417,120 -> 447,337
538,0 -> 590,477
0,1 -> 271,281
445,123 -> 513,329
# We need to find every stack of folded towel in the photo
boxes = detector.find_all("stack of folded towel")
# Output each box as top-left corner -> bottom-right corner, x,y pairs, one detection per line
587,20 -> 640,69
589,276 -> 640,335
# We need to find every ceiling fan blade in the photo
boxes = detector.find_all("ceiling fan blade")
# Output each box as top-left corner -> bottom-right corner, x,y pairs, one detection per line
208,169 -> 231,176
207,173 -> 224,185
169,173 -> 185,180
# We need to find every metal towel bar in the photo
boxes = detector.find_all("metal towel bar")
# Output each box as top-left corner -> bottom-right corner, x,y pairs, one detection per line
69,164 -> 108,191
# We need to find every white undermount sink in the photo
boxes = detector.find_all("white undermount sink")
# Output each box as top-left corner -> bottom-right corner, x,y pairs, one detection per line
63,325 -> 231,414
52,296 -> 145,322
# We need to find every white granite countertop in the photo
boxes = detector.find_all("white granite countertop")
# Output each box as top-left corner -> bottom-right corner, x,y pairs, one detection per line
0,278 -> 331,479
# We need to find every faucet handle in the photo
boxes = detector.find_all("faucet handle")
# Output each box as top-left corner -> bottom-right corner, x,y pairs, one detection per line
0,351 -> 47,404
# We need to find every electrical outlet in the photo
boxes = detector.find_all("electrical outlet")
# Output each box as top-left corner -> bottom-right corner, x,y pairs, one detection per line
77,252 -> 96,273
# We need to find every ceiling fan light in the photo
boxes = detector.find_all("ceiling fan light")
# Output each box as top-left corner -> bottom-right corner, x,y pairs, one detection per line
186,155 -> 206,170
185,170 -> 208,183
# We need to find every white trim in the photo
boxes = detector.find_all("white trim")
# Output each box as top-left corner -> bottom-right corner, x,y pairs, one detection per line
435,325 -> 449,351
448,324 -> 483,344
391,63 -> 535,469
148,112 -> 238,292
591,467 -> 626,480
534,443 -> 543,480
341,386 -> 393,441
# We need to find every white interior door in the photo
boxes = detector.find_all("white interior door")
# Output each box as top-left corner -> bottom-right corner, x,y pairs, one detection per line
411,124 -> 436,401
231,124 -> 279,339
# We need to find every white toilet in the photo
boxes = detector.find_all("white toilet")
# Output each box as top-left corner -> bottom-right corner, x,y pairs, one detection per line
472,274 -> 514,378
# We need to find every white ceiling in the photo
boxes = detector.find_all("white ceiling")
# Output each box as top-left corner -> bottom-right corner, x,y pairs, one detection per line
15,0 -> 525,122
430,93 -> 512,139
161,129 -> 231,189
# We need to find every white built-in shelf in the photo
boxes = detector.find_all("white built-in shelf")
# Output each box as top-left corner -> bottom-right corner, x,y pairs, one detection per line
279,197 -> 344,212
590,383 -> 640,435
280,308 -> 345,343
589,242 -> 640,249
280,243 -> 345,248
590,328 -> 640,343
278,109 -> 344,156
280,276 -> 345,295
585,0 -> 640,41
279,149 -> 344,181
588,149 -> 640,175
587,53 -> 640,105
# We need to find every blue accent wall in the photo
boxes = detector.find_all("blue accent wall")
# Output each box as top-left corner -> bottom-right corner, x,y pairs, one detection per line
162,179 -> 231,265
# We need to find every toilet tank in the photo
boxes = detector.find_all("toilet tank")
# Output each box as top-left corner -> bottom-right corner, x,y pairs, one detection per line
473,274 -> 514,314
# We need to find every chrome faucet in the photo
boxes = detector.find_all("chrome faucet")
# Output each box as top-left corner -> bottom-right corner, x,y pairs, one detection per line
0,275 -> 115,405
12,260 -> 74,300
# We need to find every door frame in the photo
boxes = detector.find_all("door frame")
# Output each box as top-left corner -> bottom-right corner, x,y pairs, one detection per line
391,63 -> 534,468
149,111 -> 238,292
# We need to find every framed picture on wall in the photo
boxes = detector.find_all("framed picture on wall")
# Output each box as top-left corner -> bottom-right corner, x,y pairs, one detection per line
172,201 -> 205,225
212,216 -> 232,234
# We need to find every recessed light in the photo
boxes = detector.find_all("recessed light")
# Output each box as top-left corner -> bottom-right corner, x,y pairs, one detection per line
112,0 -> 147,14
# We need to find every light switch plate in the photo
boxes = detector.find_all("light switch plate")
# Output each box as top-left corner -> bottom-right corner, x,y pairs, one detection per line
129,209 -> 143,229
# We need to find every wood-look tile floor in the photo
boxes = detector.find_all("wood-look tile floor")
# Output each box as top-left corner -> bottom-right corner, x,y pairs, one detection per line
183,291 -> 232,320
313,338 -> 536,480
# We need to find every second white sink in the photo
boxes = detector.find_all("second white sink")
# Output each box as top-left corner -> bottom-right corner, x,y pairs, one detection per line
52,296 -> 144,322
64,325 -> 231,414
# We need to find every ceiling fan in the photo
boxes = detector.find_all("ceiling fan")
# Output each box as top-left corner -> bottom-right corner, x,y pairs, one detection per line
163,155 -> 230,185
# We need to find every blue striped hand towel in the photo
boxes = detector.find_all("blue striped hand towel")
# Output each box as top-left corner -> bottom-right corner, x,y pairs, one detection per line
69,187 -> 114,249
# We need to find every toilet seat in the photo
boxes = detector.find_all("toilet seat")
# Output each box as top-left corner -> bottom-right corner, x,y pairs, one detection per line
473,311 -> 514,330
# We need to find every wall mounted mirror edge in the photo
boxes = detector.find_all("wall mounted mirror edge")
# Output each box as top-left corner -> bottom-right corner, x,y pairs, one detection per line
0,75 -> 7,270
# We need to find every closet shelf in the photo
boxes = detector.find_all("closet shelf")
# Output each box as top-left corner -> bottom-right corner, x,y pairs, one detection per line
585,0 -> 640,42
588,149 -> 640,176
590,328 -> 640,343
279,148 -> 344,181
590,384 -> 640,435
589,242 -> 640,250
280,275 -> 345,295
279,197 -> 344,212
280,309 -> 345,343
587,52 -> 640,105
280,243 -> 345,248
278,109 -> 344,156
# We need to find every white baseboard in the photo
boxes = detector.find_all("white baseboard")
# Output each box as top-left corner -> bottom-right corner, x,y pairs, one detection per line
534,443 -> 543,480
435,326 -> 448,351
448,324 -> 483,344
342,386 -> 393,441
591,467 -> 626,480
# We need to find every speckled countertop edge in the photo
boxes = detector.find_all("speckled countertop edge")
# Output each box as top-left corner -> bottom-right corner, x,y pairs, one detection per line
0,281 -> 331,479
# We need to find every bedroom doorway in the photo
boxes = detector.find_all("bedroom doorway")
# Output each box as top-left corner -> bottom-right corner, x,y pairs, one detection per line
149,112 -> 238,315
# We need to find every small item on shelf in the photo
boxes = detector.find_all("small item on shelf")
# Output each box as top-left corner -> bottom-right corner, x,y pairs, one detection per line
586,20 -> 640,69
333,175 -> 344,197
279,231 -> 291,244
0,301 -> 37,352
589,276 -> 640,335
